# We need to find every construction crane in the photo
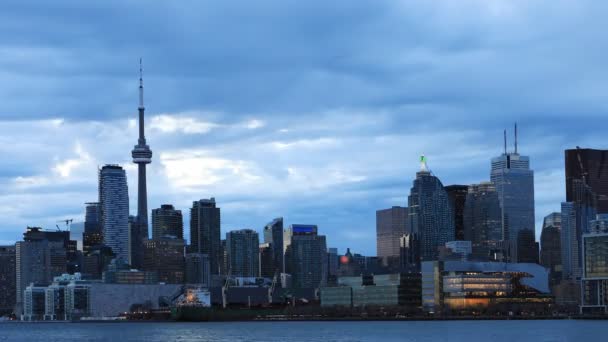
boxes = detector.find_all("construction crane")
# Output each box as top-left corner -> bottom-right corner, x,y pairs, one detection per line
56,219 -> 73,231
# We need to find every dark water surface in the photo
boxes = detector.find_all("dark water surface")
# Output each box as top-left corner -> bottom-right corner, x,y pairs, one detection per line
0,320 -> 605,341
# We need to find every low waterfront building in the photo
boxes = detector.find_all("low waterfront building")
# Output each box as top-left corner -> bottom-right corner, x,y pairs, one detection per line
22,285 -> 47,321
23,275 -> 183,320
422,261 -> 551,313
320,273 -> 421,309
320,287 -> 352,307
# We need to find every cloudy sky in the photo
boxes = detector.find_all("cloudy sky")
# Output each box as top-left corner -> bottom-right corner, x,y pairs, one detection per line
0,0 -> 606,255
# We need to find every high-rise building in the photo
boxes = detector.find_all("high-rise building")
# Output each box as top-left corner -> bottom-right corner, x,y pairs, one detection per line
185,253 -> 211,287
327,247 -> 339,278
263,217 -> 284,275
517,229 -> 539,264
0,245 -> 16,315
226,229 -> 260,278
83,202 -> 102,254
190,198 -> 221,275
99,165 -> 129,262
408,156 -> 455,262
131,59 -> 153,239
219,239 -> 228,276
286,225 -> 327,289
152,204 -> 184,240
15,228 -> 68,314
445,185 -> 468,241
561,179 -> 597,281
490,126 -> 535,262
463,182 -> 503,261
142,239 -> 185,284
82,245 -> 114,280
399,233 -> 419,272
128,215 -> 141,268
565,148 -> 608,214
540,212 -> 562,286
259,243 -> 274,278
376,206 -> 409,259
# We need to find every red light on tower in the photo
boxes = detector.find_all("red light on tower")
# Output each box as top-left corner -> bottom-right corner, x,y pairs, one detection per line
340,255 -> 349,264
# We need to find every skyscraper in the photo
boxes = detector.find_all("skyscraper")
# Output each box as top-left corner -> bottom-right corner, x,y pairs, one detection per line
15,228 -> 68,314
226,229 -> 260,278
561,179 -> 597,281
83,202 -> 102,254
565,148 -> 608,213
408,156 -> 455,262
259,243 -> 274,278
263,217 -> 284,275
185,253 -> 211,287
190,198 -> 221,275
445,185 -> 468,241
286,224 -> 327,289
131,59 -> 153,235
0,245 -> 16,315
152,204 -> 184,240
540,212 -> 562,286
376,206 -> 409,259
99,165 -> 129,262
463,182 -> 503,261
490,126 -> 535,262
142,239 -> 185,284
517,229 -> 539,264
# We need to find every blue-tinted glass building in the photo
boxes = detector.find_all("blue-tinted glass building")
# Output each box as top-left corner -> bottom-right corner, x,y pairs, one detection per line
408,158 -> 455,262
98,165 -> 129,262
263,217 -> 284,275
491,149 -> 535,262
561,179 -> 597,281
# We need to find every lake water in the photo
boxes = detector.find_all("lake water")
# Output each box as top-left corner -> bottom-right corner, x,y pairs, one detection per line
0,320 -> 605,341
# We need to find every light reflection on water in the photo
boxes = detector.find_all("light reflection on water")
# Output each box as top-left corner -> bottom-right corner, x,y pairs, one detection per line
0,320 -> 604,342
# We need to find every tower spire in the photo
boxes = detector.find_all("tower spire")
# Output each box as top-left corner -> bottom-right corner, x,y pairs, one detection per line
139,58 -> 144,110
514,122 -> 518,154
420,154 -> 428,172
503,129 -> 507,155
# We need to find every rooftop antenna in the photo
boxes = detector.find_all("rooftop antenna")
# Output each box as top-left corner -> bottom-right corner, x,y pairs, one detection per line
514,122 -> 518,154
503,129 -> 507,155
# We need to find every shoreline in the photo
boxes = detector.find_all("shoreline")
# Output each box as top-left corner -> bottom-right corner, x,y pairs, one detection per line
2,315 -> 606,323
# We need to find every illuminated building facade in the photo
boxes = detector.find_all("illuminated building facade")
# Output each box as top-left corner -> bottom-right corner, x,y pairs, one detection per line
422,261 -> 551,313
580,215 -> 608,314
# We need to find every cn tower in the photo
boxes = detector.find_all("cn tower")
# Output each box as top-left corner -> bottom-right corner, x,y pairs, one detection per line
132,59 -> 152,236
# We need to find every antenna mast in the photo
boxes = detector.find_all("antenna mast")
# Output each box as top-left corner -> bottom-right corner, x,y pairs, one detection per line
139,58 -> 144,109
503,129 -> 507,155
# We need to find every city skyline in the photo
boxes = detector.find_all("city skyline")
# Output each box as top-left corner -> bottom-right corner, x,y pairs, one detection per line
1,1 -> 607,256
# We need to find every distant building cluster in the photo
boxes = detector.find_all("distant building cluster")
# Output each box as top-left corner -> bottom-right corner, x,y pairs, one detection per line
0,73 -> 607,321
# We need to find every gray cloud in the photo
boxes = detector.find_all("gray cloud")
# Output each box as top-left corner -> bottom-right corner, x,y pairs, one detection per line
0,0 -> 606,254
